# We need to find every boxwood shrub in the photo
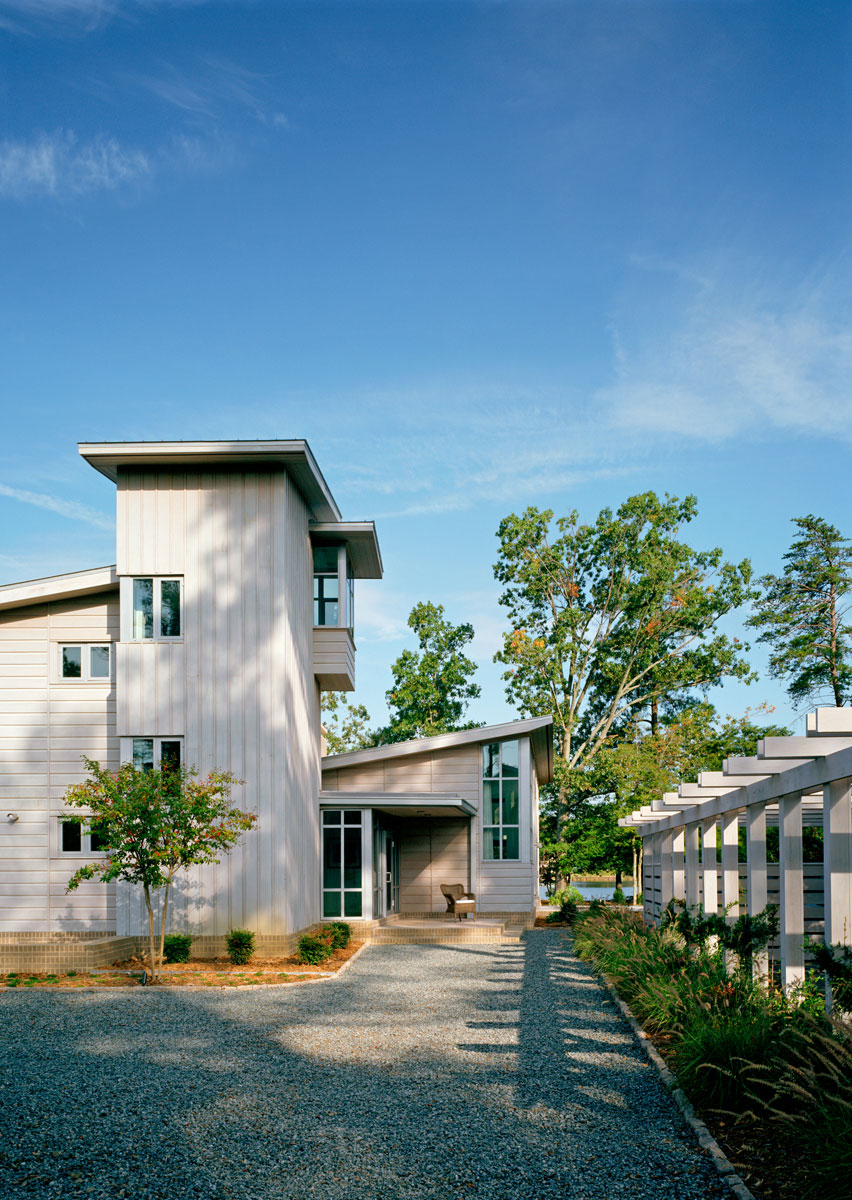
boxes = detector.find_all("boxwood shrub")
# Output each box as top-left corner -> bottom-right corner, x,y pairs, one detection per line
163,933 -> 192,963
225,928 -> 255,965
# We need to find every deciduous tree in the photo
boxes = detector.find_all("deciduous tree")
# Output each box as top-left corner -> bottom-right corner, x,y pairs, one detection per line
63,759 -> 255,980
321,692 -> 376,754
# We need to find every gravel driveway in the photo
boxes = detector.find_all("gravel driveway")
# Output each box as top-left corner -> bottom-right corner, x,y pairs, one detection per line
0,931 -> 728,1200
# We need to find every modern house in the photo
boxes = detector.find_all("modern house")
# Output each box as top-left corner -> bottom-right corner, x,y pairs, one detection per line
0,441 -> 552,962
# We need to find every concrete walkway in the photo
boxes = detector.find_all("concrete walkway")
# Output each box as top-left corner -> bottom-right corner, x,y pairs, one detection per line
0,931 -> 728,1200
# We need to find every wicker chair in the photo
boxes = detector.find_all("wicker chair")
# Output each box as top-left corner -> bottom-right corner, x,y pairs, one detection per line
440,883 -> 477,921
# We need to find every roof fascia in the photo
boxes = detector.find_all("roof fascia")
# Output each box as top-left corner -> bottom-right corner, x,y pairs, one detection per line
0,565 -> 118,611
322,716 -> 554,782
79,440 -> 341,521
309,521 -> 383,579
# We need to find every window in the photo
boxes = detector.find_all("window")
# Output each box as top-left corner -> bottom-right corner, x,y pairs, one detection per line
322,809 -> 364,917
130,577 -> 182,640
58,644 -> 112,681
313,547 -> 339,626
482,739 -> 520,860
312,545 -> 354,630
59,818 -> 107,855
122,737 -> 183,772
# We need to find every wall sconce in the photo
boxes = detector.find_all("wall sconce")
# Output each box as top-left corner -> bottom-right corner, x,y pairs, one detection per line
6,813 -> 18,823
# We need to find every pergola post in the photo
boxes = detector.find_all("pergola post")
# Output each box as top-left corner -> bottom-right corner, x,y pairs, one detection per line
721,811 -> 740,918
660,828 -> 674,915
746,801 -> 768,978
685,822 -> 700,910
779,792 -> 805,989
672,826 -> 685,903
823,777 -> 852,1009
642,833 -> 657,923
701,817 -> 718,915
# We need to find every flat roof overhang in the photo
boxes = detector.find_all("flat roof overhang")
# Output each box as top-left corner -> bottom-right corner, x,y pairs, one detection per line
79,440 -> 341,522
320,791 -> 476,819
310,521 -> 383,579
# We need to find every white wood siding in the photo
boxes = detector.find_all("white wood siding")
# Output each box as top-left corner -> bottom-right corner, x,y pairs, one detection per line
115,468 -> 319,937
0,593 -> 119,932
312,627 -> 356,690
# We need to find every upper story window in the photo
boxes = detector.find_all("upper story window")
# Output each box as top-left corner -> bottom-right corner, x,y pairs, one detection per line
129,577 -> 182,640
482,739 -> 520,860
123,737 -> 183,773
58,643 -> 112,682
313,546 -> 354,630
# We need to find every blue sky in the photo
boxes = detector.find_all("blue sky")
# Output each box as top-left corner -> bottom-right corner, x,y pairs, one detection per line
0,0 -> 850,733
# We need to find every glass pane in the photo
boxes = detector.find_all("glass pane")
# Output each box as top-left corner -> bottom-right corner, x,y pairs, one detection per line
502,779 -> 519,825
62,646 -> 82,678
160,580 -> 181,637
133,738 -> 154,773
321,576 -> 339,599
482,743 -> 500,778
90,825 -> 108,852
90,646 -> 110,678
160,741 -> 181,772
343,827 -> 362,888
322,810 -> 341,825
343,810 -> 362,825
323,891 -> 342,918
344,891 -> 362,917
323,828 -> 341,889
501,740 -> 519,777
483,827 -> 500,860
483,781 -> 500,824
503,827 -> 520,859
132,579 -> 154,639
313,545 -> 338,573
62,820 -> 82,852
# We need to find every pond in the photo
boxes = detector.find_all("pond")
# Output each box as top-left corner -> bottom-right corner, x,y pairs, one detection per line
539,883 -> 634,902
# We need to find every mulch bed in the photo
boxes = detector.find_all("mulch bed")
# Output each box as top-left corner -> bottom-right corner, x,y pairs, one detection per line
1,941 -> 365,989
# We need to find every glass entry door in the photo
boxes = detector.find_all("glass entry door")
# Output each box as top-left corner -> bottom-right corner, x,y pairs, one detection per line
372,824 -> 400,918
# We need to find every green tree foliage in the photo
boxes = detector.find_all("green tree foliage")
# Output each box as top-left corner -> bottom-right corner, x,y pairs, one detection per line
494,492 -> 754,836
748,514 -> 852,708
63,759 -> 255,980
321,692 -> 376,754
379,601 -> 481,742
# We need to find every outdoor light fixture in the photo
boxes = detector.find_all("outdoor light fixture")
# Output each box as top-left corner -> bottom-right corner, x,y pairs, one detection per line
6,813 -> 18,823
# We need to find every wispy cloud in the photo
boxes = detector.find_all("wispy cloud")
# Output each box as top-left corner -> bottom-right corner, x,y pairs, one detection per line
131,55 -> 290,129
0,129 -> 150,199
0,483 -> 114,530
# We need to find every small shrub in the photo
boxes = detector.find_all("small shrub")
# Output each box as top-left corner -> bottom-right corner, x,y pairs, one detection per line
297,932 -> 334,965
163,933 -> 193,964
611,888 -> 627,905
809,940 -> 852,1012
327,921 -> 351,950
225,928 -> 255,965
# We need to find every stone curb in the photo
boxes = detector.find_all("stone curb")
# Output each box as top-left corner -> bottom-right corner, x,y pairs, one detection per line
594,968 -> 756,1200
0,941 -> 372,994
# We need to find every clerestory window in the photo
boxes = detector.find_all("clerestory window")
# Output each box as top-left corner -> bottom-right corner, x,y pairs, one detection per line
482,739 -> 520,860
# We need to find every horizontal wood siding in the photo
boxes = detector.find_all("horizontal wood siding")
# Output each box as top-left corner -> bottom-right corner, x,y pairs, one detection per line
0,593 -> 118,932
312,627 -> 355,691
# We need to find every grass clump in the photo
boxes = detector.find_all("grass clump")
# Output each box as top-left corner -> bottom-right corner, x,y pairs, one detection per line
225,928 -> 255,965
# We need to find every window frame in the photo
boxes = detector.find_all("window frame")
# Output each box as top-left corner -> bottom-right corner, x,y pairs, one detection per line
312,544 -> 354,631
121,576 -> 184,642
56,815 -> 108,857
120,736 -> 184,772
321,807 -> 366,919
55,642 -> 113,683
481,739 -> 521,862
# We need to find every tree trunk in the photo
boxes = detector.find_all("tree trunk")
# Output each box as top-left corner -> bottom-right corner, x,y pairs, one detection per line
157,879 -> 172,975
144,884 -> 158,982
615,868 -> 622,887
650,695 -> 658,736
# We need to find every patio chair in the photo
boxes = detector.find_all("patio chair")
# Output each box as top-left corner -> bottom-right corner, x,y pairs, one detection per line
440,883 -> 477,921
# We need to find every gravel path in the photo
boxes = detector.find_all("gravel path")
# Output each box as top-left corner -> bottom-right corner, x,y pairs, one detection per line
0,931 -> 728,1200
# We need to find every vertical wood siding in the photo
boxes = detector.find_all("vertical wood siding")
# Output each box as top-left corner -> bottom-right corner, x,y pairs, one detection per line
114,467 -> 318,937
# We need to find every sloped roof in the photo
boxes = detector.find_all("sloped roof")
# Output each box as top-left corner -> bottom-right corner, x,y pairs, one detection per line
0,565 -> 118,611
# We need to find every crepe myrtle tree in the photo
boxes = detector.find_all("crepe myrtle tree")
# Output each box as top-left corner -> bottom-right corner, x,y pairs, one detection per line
63,758 -> 255,981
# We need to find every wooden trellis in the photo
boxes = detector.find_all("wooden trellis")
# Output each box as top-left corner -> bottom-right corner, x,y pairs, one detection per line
619,707 -> 852,988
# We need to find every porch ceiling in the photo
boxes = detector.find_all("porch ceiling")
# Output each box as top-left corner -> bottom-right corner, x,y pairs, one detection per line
319,790 -> 476,819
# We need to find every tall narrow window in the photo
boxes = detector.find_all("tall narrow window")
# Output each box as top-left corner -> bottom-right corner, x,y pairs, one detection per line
133,578 -> 154,639
322,809 -> 363,917
160,580 -> 181,637
313,547 -> 339,626
482,739 -> 520,860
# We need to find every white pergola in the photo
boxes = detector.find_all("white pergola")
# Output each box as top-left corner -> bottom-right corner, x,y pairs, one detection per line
619,707 -> 852,989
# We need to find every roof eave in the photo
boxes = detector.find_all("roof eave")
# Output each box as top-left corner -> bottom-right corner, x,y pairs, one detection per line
0,565 -> 118,611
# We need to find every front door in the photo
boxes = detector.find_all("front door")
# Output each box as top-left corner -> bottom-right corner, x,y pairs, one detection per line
385,832 -> 400,914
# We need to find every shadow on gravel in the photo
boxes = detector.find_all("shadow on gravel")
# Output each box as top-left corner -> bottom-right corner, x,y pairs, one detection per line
0,934 -> 727,1200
